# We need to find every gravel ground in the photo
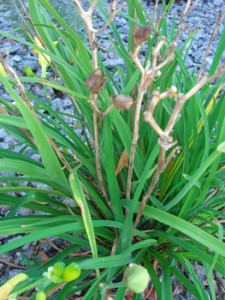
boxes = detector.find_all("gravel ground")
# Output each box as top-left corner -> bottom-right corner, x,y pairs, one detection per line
0,0 -> 225,299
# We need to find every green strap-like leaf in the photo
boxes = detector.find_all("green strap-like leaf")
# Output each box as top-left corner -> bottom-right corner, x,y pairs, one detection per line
0,74 -> 68,187
69,168 -> 99,274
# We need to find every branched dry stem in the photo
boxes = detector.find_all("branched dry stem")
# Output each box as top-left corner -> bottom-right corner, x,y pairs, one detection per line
174,0 -> 199,42
173,24 -> 190,44
126,36 -> 177,199
150,0 -> 159,20
92,94 -> 109,202
186,0 -> 200,16
154,16 -> 161,45
101,102 -> 114,121
133,144 -> 181,229
134,63 -> 225,228
72,0 -> 126,204
197,10 -> 225,82
95,1 -> 126,34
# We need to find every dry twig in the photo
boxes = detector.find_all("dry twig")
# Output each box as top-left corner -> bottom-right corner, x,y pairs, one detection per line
72,0 -> 126,204
197,10 -> 225,82
134,63 -> 225,228
126,36 -> 177,199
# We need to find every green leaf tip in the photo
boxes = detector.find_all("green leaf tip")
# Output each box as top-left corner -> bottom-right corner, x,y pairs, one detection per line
217,141 -> 225,153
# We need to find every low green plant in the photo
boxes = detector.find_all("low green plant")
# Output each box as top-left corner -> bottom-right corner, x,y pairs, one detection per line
20,253 -> 42,270
0,0 -> 225,299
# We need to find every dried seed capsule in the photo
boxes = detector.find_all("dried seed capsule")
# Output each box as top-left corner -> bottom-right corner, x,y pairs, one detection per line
113,95 -> 134,110
134,26 -> 151,45
85,69 -> 108,94
124,264 -> 150,294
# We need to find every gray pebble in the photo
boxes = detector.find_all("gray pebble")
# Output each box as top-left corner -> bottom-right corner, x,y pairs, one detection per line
12,55 -> 22,62
23,59 -> 39,72
173,295 -> 186,300
214,0 -> 223,5
51,97 -> 64,111
105,57 -> 124,69
0,263 -> 4,271
31,85 -> 55,100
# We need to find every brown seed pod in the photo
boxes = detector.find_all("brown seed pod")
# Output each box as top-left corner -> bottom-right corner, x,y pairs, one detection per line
134,26 -> 151,45
113,95 -> 134,110
85,69 -> 108,94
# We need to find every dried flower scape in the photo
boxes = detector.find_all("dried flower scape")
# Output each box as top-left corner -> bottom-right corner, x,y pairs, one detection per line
85,69 -> 108,94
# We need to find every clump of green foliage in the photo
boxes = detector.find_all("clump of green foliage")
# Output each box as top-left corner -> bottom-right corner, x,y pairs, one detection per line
0,0 -> 225,299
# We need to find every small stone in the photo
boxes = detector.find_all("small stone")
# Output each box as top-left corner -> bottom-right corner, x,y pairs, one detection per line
0,263 -> 4,271
5,58 -> 14,68
51,98 -> 64,111
108,52 -> 115,59
2,44 -> 21,54
101,52 -> 108,61
22,244 -> 30,252
105,58 -> 124,69
31,84 -> 55,100
17,46 -> 28,55
173,295 -> 186,300
2,93 -> 13,102
206,57 -> 213,66
214,0 -> 223,5
12,55 -> 22,62
8,269 -> 24,279
62,97 -> 72,109
24,59 -> 39,72
186,290 -> 196,300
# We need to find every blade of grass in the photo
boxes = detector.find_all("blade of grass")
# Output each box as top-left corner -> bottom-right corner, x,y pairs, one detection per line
103,116 -> 123,222
162,267 -> 173,300
122,199 -> 225,257
0,73 -> 68,187
69,167 -> 99,276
